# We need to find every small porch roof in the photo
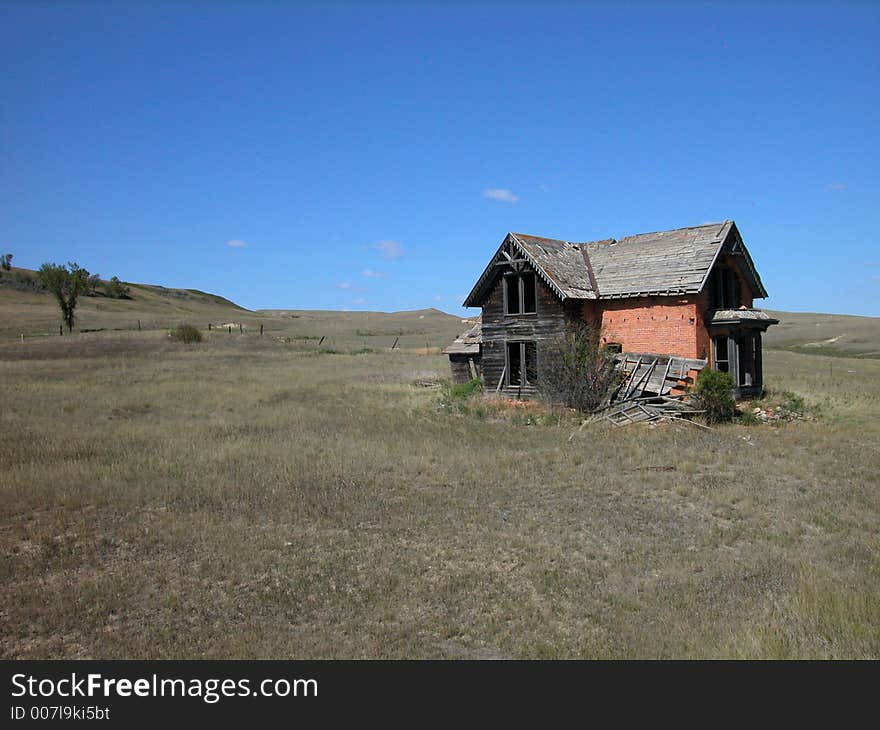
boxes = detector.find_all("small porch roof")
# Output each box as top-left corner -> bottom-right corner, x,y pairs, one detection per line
708,308 -> 779,328
442,320 -> 482,355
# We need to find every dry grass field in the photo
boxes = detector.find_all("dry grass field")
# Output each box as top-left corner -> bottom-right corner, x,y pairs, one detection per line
1,319 -> 878,659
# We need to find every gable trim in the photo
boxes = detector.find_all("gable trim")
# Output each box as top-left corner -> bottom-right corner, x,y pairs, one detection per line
696,221 -> 768,300
463,233 -> 571,308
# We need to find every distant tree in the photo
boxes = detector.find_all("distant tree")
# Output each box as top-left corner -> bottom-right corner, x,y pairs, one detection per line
0,253 -> 12,271
37,262 -> 90,333
104,276 -> 131,299
86,272 -> 102,294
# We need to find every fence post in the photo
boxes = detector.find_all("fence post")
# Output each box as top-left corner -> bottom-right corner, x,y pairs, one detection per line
208,323 -> 212,331
228,326 -> 231,335
391,336 -> 399,350
260,324 -> 263,337
138,319 -> 141,331
59,325 -> 63,336
239,323 -> 243,334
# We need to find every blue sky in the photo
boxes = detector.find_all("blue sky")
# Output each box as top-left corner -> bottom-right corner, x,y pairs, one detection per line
1,1 -> 878,316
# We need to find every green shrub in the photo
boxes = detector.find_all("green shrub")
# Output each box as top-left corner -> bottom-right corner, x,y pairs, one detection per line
692,368 -> 736,424
437,378 -> 482,413
779,391 -> 806,416
738,408 -> 760,426
170,323 -> 202,344
449,378 -> 482,400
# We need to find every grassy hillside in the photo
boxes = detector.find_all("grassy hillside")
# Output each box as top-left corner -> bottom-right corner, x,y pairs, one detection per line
0,267 -> 468,350
4,266 -> 879,357
764,310 -> 880,358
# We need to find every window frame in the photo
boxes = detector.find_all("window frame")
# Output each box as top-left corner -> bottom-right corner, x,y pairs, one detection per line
712,335 -> 730,373
506,340 -> 538,387
503,273 -> 537,316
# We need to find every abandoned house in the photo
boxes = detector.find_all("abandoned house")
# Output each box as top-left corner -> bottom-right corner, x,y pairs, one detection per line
446,220 -> 778,399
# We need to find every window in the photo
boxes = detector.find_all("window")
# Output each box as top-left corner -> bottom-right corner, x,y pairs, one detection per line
713,332 -> 764,389
522,274 -> 536,313
604,342 -> 623,354
504,273 -> 537,315
524,342 -> 538,384
507,341 -> 522,385
713,336 -> 729,373
506,341 -> 538,387
711,265 -> 741,309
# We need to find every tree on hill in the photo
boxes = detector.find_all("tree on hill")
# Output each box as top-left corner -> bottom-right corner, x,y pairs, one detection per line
86,272 -> 102,295
0,253 -> 11,271
104,276 -> 131,299
37,262 -> 90,333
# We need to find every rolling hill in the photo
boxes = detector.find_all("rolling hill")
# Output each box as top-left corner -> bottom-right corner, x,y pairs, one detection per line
0,267 -> 469,349
763,310 -> 880,358
2,267 -> 879,357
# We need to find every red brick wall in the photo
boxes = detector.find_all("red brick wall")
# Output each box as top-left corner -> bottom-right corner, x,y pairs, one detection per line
581,296 -> 710,360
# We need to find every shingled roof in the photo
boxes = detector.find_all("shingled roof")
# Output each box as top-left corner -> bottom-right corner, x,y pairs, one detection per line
463,220 -> 768,307
509,232 -> 597,300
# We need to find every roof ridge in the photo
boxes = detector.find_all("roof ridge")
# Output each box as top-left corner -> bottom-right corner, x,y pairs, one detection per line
615,220 -> 730,241
509,231 -> 572,245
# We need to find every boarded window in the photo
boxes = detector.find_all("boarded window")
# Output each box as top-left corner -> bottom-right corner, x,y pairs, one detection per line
604,342 -> 623,353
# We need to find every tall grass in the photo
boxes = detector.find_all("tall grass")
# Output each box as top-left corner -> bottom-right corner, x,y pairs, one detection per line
1,333 -> 878,658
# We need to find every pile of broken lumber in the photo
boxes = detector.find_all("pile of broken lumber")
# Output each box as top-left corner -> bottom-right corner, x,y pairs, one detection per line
583,354 -> 709,429
588,393 -> 706,428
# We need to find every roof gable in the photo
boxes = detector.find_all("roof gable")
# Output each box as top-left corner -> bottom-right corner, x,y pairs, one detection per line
462,221 -> 769,307
713,221 -> 768,299
462,232 -> 596,308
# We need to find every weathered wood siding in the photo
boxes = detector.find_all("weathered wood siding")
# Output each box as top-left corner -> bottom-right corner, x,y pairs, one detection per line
481,270 -> 579,394
448,353 -> 481,384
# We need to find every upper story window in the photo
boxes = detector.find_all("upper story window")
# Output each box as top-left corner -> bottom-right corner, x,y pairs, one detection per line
504,273 -> 537,315
710,264 -> 742,310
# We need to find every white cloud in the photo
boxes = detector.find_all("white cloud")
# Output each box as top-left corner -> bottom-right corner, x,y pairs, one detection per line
374,240 -> 404,259
825,182 -> 846,192
484,188 -> 519,203
432,295 -> 443,302
351,297 -> 368,305
361,269 -> 386,278
335,282 -> 352,289
226,239 -> 247,248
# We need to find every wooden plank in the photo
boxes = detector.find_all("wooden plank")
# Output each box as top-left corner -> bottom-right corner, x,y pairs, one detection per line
495,364 -> 506,394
